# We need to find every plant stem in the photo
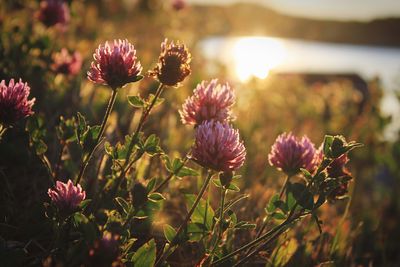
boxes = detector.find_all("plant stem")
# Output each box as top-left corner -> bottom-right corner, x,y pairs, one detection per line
209,187 -> 227,263
211,214 -> 299,266
75,88 -> 118,185
279,174 -> 291,199
111,83 -> 164,193
155,171 -> 213,267
153,149 -> 192,192
249,174 -> 292,254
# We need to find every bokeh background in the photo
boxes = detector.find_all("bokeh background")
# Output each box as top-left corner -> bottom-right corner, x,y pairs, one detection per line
1,0 -> 400,266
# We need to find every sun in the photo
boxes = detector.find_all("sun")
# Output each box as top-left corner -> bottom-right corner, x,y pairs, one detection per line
232,37 -> 287,82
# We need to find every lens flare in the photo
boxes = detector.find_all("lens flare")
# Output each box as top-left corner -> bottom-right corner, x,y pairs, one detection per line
233,37 -> 286,82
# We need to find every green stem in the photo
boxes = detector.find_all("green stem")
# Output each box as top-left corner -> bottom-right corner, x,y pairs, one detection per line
211,214 -> 299,266
75,88 -> 118,185
210,187 -> 227,263
279,174 -> 291,199
155,171 -> 213,267
153,149 -> 192,192
112,83 -> 164,193
250,174 -> 291,253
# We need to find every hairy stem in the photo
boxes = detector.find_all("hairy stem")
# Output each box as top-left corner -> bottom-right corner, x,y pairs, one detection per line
75,88 -> 118,185
155,171 -> 213,266
153,149 -> 192,192
209,187 -> 227,263
112,83 -> 164,193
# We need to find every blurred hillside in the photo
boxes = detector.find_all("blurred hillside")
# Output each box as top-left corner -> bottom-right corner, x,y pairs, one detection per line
188,3 -> 400,47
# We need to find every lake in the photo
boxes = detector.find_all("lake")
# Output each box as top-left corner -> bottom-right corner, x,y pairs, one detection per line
198,36 -> 400,139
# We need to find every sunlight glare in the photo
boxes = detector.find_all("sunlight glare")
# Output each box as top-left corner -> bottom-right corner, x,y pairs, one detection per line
233,37 -> 286,82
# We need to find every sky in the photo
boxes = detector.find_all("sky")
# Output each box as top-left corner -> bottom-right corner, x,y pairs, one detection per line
187,0 -> 400,21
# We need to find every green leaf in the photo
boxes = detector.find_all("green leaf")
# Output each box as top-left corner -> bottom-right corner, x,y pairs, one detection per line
300,168 -> 313,180
127,95 -> 146,108
147,93 -> 165,107
163,224 -> 177,243
143,134 -> 163,156
146,178 -> 157,193
287,192 -> 296,210
132,239 -> 156,267
212,178 -> 223,188
323,135 -> 334,157
272,212 -> 286,220
114,197 -> 130,215
185,194 -> 215,230
148,192 -> 165,202
288,183 -> 314,210
176,166 -> 199,177
266,194 -> 280,213
79,199 -> 92,210
35,140 -> 48,155
226,183 -> 240,192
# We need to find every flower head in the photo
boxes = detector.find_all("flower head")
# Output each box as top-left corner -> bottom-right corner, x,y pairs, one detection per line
0,79 -> 35,126
52,48 -> 82,76
37,0 -> 70,28
47,179 -> 86,214
268,132 -> 318,175
192,121 -> 246,172
171,0 -> 186,11
149,39 -> 191,87
179,79 -> 235,126
325,154 -> 352,201
87,39 -> 142,89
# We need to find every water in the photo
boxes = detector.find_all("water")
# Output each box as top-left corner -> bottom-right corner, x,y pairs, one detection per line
198,36 -> 400,139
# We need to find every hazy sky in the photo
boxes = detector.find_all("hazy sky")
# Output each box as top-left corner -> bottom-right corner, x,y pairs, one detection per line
187,0 -> 400,21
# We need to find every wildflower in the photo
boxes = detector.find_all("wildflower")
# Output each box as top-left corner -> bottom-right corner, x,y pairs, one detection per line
0,79 -> 35,126
87,39 -> 142,89
192,121 -> 246,172
37,0 -> 70,28
171,0 -> 186,11
52,48 -> 82,76
268,132 -> 318,175
47,179 -> 86,214
326,154 -> 352,201
179,79 -> 235,126
88,233 -> 121,267
149,39 -> 191,87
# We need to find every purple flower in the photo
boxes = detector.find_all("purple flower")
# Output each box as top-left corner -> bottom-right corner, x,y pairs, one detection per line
326,154 -> 352,201
0,79 -> 35,126
52,48 -> 82,75
268,132 -> 318,175
37,0 -> 70,28
47,179 -> 86,213
149,39 -> 191,87
87,39 -> 142,89
192,121 -> 246,172
179,79 -> 236,126
171,0 -> 186,11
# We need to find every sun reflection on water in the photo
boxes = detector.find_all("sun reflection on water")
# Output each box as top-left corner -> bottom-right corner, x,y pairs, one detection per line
233,37 -> 287,81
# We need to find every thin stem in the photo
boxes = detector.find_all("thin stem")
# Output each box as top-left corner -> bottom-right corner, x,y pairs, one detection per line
209,187 -> 227,263
75,88 -> 118,185
153,149 -> 191,192
233,213 -> 306,267
112,83 -> 164,193
211,214 -> 298,266
250,174 -> 292,254
155,171 -> 213,267
279,174 -> 291,199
